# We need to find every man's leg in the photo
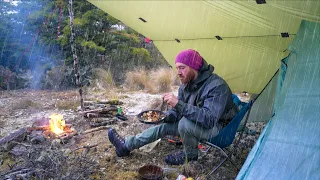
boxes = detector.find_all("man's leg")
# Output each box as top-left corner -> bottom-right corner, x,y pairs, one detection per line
125,122 -> 179,151
178,117 -> 220,157
165,117 -> 220,165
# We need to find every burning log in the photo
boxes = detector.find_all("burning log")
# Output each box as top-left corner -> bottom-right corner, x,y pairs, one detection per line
27,114 -> 76,142
27,126 -> 50,132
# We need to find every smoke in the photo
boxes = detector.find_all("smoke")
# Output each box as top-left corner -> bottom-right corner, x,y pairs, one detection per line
0,0 -> 60,89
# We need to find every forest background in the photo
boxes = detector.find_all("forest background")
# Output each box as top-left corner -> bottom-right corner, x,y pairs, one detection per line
0,0 -> 169,91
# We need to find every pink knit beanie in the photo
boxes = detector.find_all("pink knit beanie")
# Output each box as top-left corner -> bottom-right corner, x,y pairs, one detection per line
175,49 -> 203,71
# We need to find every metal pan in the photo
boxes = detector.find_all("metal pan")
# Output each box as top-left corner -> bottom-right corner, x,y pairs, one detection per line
137,110 -> 166,124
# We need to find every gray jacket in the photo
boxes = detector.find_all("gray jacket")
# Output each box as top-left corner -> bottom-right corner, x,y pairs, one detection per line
166,59 -> 238,129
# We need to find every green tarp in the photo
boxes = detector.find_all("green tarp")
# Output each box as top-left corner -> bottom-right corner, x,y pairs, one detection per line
237,20 -> 320,180
88,0 -> 320,94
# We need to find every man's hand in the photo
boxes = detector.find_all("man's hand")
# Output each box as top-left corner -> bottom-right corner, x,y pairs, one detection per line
162,93 -> 178,108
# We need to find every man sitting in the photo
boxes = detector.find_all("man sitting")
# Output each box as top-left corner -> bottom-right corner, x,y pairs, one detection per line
108,49 -> 238,165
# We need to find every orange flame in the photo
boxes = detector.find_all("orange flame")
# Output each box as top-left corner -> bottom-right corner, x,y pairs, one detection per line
49,114 -> 66,135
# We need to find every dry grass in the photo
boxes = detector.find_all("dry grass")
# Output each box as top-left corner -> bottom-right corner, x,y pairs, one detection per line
106,171 -> 139,180
91,68 -> 115,90
124,68 -> 153,92
102,88 -> 121,101
150,67 -> 177,93
56,99 -> 80,110
11,99 -> 40,110
53,90 -> 79,100
124,67 -> 178,94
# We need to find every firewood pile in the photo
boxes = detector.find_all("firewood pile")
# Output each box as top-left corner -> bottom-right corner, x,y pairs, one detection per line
80,100 -> 128,127
81,99 -> 123,117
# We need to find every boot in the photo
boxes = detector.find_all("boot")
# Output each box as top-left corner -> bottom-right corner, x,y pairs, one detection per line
108,128 -> 130,157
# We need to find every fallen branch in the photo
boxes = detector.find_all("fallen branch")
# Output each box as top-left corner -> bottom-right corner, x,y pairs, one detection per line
89,118 -> 117,127
81,126 -> 109,135
74,144 -> 98,151
59,129 -> 78,141
1,168 -> 32,178
11,141 -> 32,147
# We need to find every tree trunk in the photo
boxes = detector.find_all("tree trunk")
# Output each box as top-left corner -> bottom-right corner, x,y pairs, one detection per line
68,0 -> 84,109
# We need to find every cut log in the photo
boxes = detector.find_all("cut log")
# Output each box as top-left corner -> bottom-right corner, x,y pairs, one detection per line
89,118 -> 117,127
0,128 -> 28,151
98,100 -> 123,105
86,113 -> 99,118
91,118 -> 108,123
86,113 -> 114,118
83,101 -> 95,106
80,107 -> 117,116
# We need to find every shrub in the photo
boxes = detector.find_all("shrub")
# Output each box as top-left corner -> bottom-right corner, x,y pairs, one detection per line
91,68 -> 115,90
150,67 -> 176,93
124,67 -> 178,94
124,68 -> 153,92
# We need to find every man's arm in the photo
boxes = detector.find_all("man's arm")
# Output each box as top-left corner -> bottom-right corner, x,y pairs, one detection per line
174,84 -> 229,129
162,87 -> 184,123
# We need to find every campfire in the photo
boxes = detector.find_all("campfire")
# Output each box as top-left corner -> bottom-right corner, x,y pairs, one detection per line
0,113 -> 98,180
49,114 -> 66,135
0,100 -> 124,179
45,113 -> 77,140
25,113 -> 78,141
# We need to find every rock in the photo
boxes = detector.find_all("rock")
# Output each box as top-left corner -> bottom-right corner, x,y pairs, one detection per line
51,139 -> 61,149
62,148 -> 72,156
30,134 -> 46,144
36,151 -> 47,162
11,145 -> 28,156
120,122 -> 129,127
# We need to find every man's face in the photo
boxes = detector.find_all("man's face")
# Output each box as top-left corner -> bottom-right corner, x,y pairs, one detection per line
175,62 -> 196,84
